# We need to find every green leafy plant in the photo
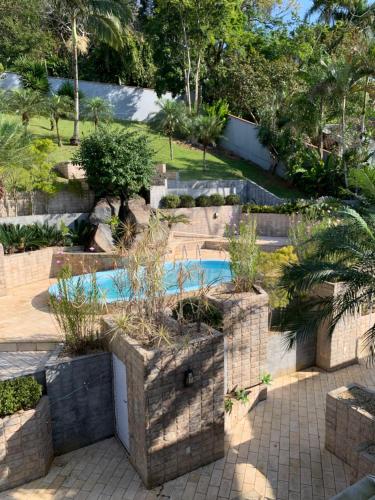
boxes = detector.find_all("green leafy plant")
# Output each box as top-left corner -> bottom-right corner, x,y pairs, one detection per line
81,97 -> 113,130
225,194 -> 241,205
160,194 -> 180,209
0,222 -> 65,254
0,376 -> 42,418
151,99 -> 187,160
235,388 -> 249,405
179,194 -> 195,208
195,195 -> 211,207
228,219 -> 259,292
224,397 -> 234,414
13,56 -> 50,93
261,373 -> 272,385
57,81 -> 85,100
159,212 -> 190,229
209,193 -> 225,206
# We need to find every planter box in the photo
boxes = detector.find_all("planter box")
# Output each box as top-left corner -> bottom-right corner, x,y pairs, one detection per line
0,396 -> 53,492
104,318 -> 225,488
225,383 -> 267,439
326,383 -> 375,481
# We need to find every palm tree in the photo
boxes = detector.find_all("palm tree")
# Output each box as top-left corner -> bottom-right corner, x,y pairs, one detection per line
192,114 -> 224,169
278,205 -> 375,360
45,95 -> 74,146
151,99 -> 186,160
159,212 -> 190,229
0,119 -> 31,168
50,0 -> 129,145
306,0 -> 374,25
5,89 -> 44,131
82,97 -> 113,130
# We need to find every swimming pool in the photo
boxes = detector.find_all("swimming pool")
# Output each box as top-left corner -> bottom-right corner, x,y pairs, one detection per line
49,260 -> 232,303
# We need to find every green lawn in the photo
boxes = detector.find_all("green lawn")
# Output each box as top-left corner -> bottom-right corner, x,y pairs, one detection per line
10,114 -> 301,199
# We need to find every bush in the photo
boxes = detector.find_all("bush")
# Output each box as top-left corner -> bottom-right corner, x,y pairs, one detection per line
228,219 -> 259,292
13,56 -> 50,93
195,194 -> 211,207
160,194 -> 181,209
209,193 -> 225,206
0,376 -> 42,418
172,297 -> 223,330
179,194 -> 195,208
57,81 -> 84,100
225,194 -> 241,205
0,223 -> 65,254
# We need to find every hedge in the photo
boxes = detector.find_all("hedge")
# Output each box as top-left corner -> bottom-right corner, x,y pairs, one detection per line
0,376 -> 42,418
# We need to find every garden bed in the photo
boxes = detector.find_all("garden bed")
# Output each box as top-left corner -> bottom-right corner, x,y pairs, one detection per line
0,396 -> 53,492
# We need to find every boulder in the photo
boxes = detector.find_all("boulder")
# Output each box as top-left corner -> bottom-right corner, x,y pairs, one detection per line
127,197 -> 151,235
90,223 -> 115,253
90,197 -> 121,225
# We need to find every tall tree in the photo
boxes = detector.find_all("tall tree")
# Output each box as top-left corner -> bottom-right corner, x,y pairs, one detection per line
4,89 -> 44,131
81,97 -> 113,130
150,99 -> 186,160
45,94 -> 74,146
49,0 -> 130,145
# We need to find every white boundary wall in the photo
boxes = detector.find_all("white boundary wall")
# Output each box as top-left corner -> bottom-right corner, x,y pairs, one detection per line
0,72 -> 172,122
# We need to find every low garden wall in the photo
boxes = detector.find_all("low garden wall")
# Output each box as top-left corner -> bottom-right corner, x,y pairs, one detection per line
45,351 -> 114,455
326,384 -> 375,483
104,319 -> 225,488
0,396 -> 53,492
163,206 -> 293,237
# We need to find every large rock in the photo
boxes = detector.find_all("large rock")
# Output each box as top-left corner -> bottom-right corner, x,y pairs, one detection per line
90,197 -> 121,225
91,223 -> 115,253
127,197 -> 151,234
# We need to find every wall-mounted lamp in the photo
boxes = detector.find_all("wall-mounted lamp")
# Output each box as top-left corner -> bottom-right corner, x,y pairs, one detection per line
213,212 -> 219,219
184,369 -> 194,387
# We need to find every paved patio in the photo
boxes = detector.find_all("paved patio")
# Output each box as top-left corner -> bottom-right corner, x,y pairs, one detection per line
5,363 -> 374,500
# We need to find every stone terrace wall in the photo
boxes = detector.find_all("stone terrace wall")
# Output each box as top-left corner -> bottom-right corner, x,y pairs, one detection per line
104,320 -> 224,488
0,396 -> 53,492
0,188 -> 94,218
45,352 -> 114,455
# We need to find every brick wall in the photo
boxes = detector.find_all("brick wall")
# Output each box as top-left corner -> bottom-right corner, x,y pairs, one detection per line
104,319 -> 224,488
0,396 -> 53,492
325,384 -> 375,483
0,244 -> 6,297
45,352 -> 114,455
210,287 -> 269,392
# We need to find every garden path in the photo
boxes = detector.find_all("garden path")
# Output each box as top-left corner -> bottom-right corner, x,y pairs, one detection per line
5,363 -> 375,500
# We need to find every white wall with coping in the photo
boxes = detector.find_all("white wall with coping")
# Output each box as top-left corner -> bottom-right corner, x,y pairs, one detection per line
0,72 -> 172,122
0,212 -> 89,227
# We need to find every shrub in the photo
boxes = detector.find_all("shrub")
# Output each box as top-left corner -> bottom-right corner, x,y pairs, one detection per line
172,297 -> 223,330
57,81 -> 85,100
227,219 -> 259,292
209,193 -> 225,206
195,194 -> 211,207
0,376 -> 42,418
179,194 -> 195,208
160,194 -> 180,208
225,194 -> 241,205
0,223 -> 65,254
13,56 -> 50,93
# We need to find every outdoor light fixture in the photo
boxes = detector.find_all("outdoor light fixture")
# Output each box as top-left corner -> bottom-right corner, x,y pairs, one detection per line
184,369 -> 194,387
213,212 -> 218,219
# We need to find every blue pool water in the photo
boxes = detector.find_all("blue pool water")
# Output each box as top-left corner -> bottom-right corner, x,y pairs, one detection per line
49,260 -> 232,303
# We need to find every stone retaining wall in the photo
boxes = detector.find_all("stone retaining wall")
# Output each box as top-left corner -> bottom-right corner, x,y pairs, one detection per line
0,396 -> 53,492
104,319 -> 225,488
326,383 -> 375,483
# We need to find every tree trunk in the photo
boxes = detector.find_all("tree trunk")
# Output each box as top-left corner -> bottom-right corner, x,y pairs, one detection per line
182,22 -> 192,113
360,76 -> 369,135
169,135 -> 173,160
22,112 -> 29,130
341,94 -> 348,187
194,54 -> 201,113
56,118 -> 62,147
70,14 -> 80,146
319,97 -> 324,160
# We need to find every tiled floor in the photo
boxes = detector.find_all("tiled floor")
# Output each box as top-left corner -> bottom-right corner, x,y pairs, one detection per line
0,351 -> 54,380
5,363 -> 375,500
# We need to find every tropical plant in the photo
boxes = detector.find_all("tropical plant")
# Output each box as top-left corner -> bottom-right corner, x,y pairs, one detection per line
0,119 -> 31,169
82,97 -> 113,130
49,0 -> 129,145
172,297 -> 223,330
57,81 -> 85,100
159,212 -> 190,229
74,127 -> 155,220
279,206 -> 375,360
151,99 -> 186,159
227,219 -> 259,292
4,89 -> 44,130
45,95 -> 74,146
191,114 -> 224,168
349,165 -> 375,204
13,56 -> 50,93
0,222 -> 65,254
